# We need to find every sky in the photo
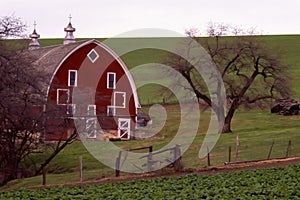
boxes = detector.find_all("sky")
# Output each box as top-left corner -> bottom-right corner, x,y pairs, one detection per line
1,0 -> 300,38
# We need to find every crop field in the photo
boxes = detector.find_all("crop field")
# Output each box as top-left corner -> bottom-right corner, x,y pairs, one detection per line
1,164 -> 300,199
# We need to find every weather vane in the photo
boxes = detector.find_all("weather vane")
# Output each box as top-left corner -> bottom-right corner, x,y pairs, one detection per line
68,14 -> 72,23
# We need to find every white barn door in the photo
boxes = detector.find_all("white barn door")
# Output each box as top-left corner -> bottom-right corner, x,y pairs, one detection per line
86,105 -> 97,138
118,118 -> 130,140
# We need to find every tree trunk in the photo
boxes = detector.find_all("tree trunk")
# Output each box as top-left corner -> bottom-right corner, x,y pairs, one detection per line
222,116 -> 232,133
1,161 -> 18,186
222,106 -> 236,133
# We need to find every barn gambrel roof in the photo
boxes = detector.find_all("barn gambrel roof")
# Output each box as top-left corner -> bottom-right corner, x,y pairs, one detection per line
25,39 -> 140,108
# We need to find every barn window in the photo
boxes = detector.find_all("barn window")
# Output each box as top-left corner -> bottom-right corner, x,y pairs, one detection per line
87,49 -> 99,63
114,92 -> 126,108
68,70 -> 77,87
107,72 -> 116,89
87,104 -> 96,116
57,89 -> 70,105
107,106 -> 115,116
67,104 -> 76,115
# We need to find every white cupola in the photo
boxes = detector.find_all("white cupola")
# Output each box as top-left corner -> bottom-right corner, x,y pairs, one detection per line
28,21 -> 40,50
63,15 -> 76,45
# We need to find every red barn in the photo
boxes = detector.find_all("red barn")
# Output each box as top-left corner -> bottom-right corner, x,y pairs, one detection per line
28,20 -> 141,141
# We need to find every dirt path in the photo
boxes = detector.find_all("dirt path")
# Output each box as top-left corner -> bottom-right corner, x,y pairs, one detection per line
27,156 -> 300,190
192,156 -> 300,175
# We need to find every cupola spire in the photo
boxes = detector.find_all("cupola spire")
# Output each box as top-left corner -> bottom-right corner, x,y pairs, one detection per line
28,21 -> 40,50
63,14 -> 76,45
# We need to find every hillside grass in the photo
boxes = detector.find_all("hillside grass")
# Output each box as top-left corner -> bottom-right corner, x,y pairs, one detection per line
38,35 -> 300,103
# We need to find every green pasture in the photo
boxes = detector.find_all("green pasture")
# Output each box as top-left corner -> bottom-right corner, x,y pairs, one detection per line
3,106 -> 300,190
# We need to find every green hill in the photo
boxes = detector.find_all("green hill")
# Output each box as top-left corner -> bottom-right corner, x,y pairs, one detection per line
259,35 -> 300,99
38,35 -> 300,103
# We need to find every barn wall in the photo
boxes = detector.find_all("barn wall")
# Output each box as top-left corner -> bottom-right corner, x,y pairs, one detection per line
45,42 -> 137,140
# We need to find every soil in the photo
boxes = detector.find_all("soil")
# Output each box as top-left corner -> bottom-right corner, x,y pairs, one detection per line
27,156 -> 300,190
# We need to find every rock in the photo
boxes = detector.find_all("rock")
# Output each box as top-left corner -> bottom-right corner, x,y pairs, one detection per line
271,104 -> 283,113
271,97 -> 300,115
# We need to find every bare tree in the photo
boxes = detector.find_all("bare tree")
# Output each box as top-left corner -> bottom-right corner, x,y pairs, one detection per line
167,23 -> 290,133
0,46 -> 79,184
0,41 -> 46,184
0,15 -> 27,39
0,16 -> 78,185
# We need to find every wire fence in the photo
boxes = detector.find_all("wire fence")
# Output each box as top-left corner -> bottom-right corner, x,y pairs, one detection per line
37,137 -> 300,186
199,136 -> 300,167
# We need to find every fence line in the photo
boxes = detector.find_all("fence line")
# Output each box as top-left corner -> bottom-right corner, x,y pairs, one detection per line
116,144 -> 182,177
205,138 -> 299,167
37,137 -> 299,185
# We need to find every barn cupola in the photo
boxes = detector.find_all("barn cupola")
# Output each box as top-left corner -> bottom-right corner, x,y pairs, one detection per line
63,15 -> 76,45
28,21 -> 40,50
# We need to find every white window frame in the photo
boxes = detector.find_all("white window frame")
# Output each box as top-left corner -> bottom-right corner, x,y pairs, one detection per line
67,104 -> 76,115
114,91 -> 126,108
57,89 -> 70,105
68,70 -> 77,87
87,49 -> 99,63
107,72 -> 116,89
107,106 -> 116,116
87,104 -> 96,116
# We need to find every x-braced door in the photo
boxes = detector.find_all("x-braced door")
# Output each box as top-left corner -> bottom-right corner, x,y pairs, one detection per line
118,118 -> 130,140
86,105 -> 97,138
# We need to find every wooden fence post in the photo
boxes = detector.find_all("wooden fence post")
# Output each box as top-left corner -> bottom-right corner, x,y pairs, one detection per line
115,157 -> 120,177
267,141 -> 274,159
147,151 -> 153,172
174,144 -> 182,171
228,146 -> 231,163
207,146 -> 211,166
235,134 -> 239,162
115,151 -> 122,177
79,156 -> 83,182
42,168 -> 46,185
286,140 -> 292,158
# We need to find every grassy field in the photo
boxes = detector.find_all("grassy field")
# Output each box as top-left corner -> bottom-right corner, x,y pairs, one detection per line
2,106 -> 300,190
1,35 -> 300,190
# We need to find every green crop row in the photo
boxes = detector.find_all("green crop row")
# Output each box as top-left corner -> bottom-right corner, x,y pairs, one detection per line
1,164 -> 300,199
